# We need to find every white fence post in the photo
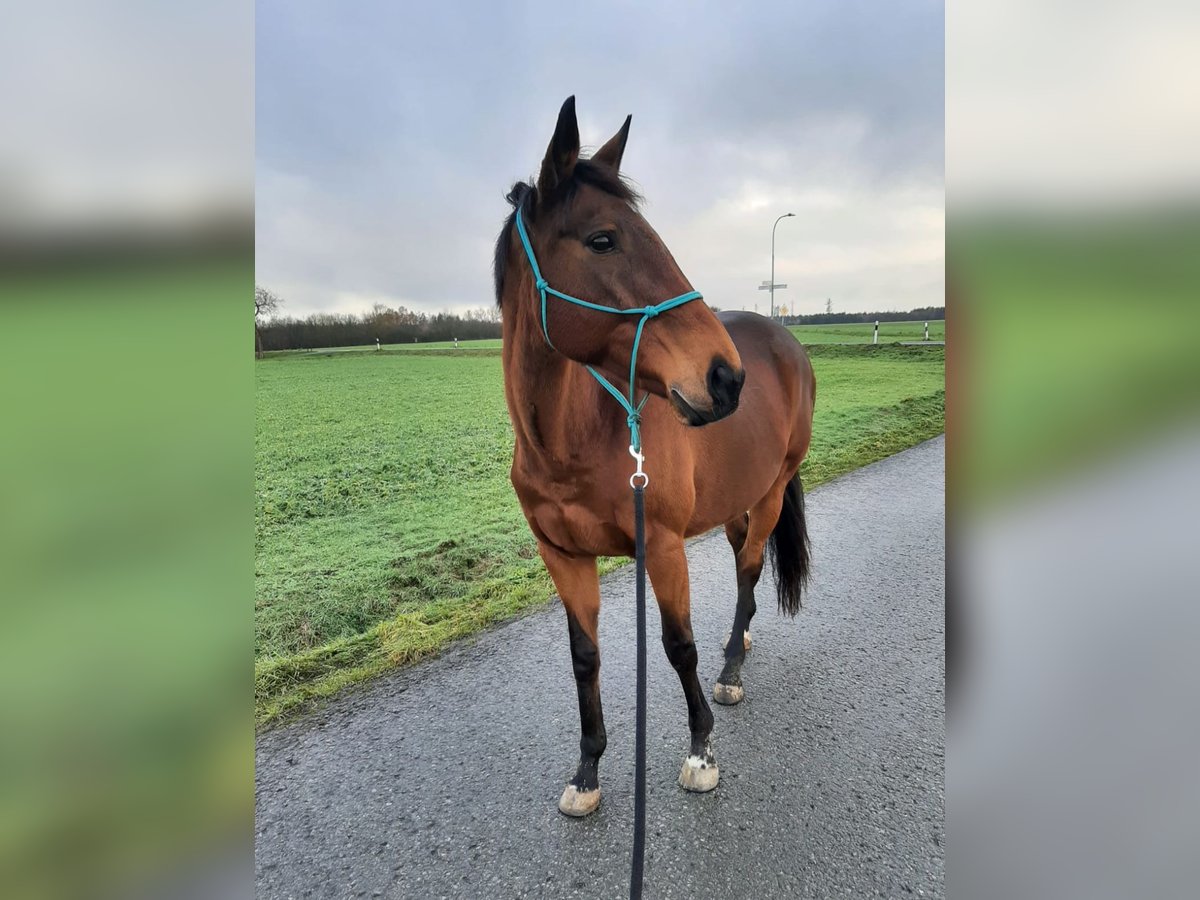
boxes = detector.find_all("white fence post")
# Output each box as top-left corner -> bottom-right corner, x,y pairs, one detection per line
924,322 -> 929,341
873,321 -> 879,345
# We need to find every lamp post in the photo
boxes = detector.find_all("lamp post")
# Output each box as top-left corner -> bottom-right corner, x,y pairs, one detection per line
770,213 -> 795,320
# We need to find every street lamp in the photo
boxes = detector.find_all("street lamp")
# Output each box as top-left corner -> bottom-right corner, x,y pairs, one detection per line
770,213 -> 795,319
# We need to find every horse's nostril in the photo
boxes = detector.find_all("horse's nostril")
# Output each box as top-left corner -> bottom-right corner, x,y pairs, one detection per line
726,369 -> 744,405
707,358 -> 744,412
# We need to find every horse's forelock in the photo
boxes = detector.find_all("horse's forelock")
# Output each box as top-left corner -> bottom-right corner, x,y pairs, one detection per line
505,181 -> 535,210
569,159 -> 642,208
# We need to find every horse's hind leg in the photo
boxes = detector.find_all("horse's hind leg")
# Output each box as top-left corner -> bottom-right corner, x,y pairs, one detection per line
645,534 -> 718,793
714,485 -> 786,705
538,544 -> 606,817
722,514 -> 755,654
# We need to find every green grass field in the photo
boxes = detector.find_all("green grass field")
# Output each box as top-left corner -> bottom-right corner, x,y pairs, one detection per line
255,341 -> 944,724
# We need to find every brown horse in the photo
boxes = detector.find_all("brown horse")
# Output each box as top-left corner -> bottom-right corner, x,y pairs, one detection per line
494,97 -> 815,817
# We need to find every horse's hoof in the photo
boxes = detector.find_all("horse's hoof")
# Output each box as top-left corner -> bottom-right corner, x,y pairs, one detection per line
721,630 -> 752,652
678,753 -> 719,793
558,784 -> 601,817
713,682 -> 745,705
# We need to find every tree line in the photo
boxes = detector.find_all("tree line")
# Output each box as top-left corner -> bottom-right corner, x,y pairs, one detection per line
257,297 -> 501,352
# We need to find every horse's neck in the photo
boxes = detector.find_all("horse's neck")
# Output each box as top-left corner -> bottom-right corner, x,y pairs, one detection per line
502,305 -> 620,465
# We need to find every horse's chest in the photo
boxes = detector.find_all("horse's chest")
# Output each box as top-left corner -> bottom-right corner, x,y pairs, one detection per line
517,478 -> 629,557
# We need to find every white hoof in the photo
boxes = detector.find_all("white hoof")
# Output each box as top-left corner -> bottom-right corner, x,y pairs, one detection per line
558,784 -> 601,817
713,681 -> 745,705
721,630 -> 752,652
678,753 -> 719,793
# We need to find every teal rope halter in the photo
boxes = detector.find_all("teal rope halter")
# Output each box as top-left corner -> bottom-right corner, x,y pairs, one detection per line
513,207 -> 702,456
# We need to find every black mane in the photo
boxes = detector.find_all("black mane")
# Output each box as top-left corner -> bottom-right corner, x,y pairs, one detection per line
492,159 -> 643,307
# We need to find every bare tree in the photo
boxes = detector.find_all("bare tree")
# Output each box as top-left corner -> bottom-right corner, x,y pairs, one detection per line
465,306 -> 501,325
825,298 -> 833,315
255,286 -> 282,358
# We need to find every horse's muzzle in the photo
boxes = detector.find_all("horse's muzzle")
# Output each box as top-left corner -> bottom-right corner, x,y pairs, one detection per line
670,358 -> 744,425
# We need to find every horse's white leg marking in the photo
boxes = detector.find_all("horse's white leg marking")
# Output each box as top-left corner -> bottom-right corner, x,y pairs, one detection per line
678,742 -> 719,793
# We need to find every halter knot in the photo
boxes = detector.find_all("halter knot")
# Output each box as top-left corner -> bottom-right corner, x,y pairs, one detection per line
625,394 -> 649,452
643,305 -> 661,319
535,278 -> 548,292
626,411 -> 642,454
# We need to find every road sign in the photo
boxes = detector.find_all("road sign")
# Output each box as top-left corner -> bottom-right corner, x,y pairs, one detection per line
757,283 -> 787,290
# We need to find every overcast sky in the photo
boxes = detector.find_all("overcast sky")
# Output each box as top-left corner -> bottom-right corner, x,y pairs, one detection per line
256,1 -> 944,319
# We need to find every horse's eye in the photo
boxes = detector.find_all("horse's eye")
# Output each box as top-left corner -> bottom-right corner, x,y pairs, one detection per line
586,232 -> 616,254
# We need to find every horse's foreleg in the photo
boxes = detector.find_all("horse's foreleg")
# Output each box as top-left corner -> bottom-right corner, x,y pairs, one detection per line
645,536 -> 718,794
715,487 -> 786,705
539,544 -> 605,817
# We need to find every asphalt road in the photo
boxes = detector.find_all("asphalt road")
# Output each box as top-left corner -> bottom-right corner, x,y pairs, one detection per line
255,436 -> 945,899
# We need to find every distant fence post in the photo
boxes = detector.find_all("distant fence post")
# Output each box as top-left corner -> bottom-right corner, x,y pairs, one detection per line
376,338 -> 381,351
924,322 -> 929,341
873,321 -> 879,345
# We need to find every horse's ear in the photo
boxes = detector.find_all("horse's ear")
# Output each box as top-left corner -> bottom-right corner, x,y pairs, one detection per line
592,114 -> 632,172
537,96 -> 580,197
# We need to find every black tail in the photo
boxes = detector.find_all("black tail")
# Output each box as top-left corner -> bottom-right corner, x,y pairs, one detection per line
766,474 -> 811,616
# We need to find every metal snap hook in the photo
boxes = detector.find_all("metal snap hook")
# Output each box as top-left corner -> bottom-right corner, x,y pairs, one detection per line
629,444 -> 649,489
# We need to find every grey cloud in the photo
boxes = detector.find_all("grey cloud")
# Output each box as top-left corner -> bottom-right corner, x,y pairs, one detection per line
256,1 -> 943,318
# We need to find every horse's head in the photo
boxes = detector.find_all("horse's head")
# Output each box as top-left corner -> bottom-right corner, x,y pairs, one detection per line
497,96 -> 744,425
